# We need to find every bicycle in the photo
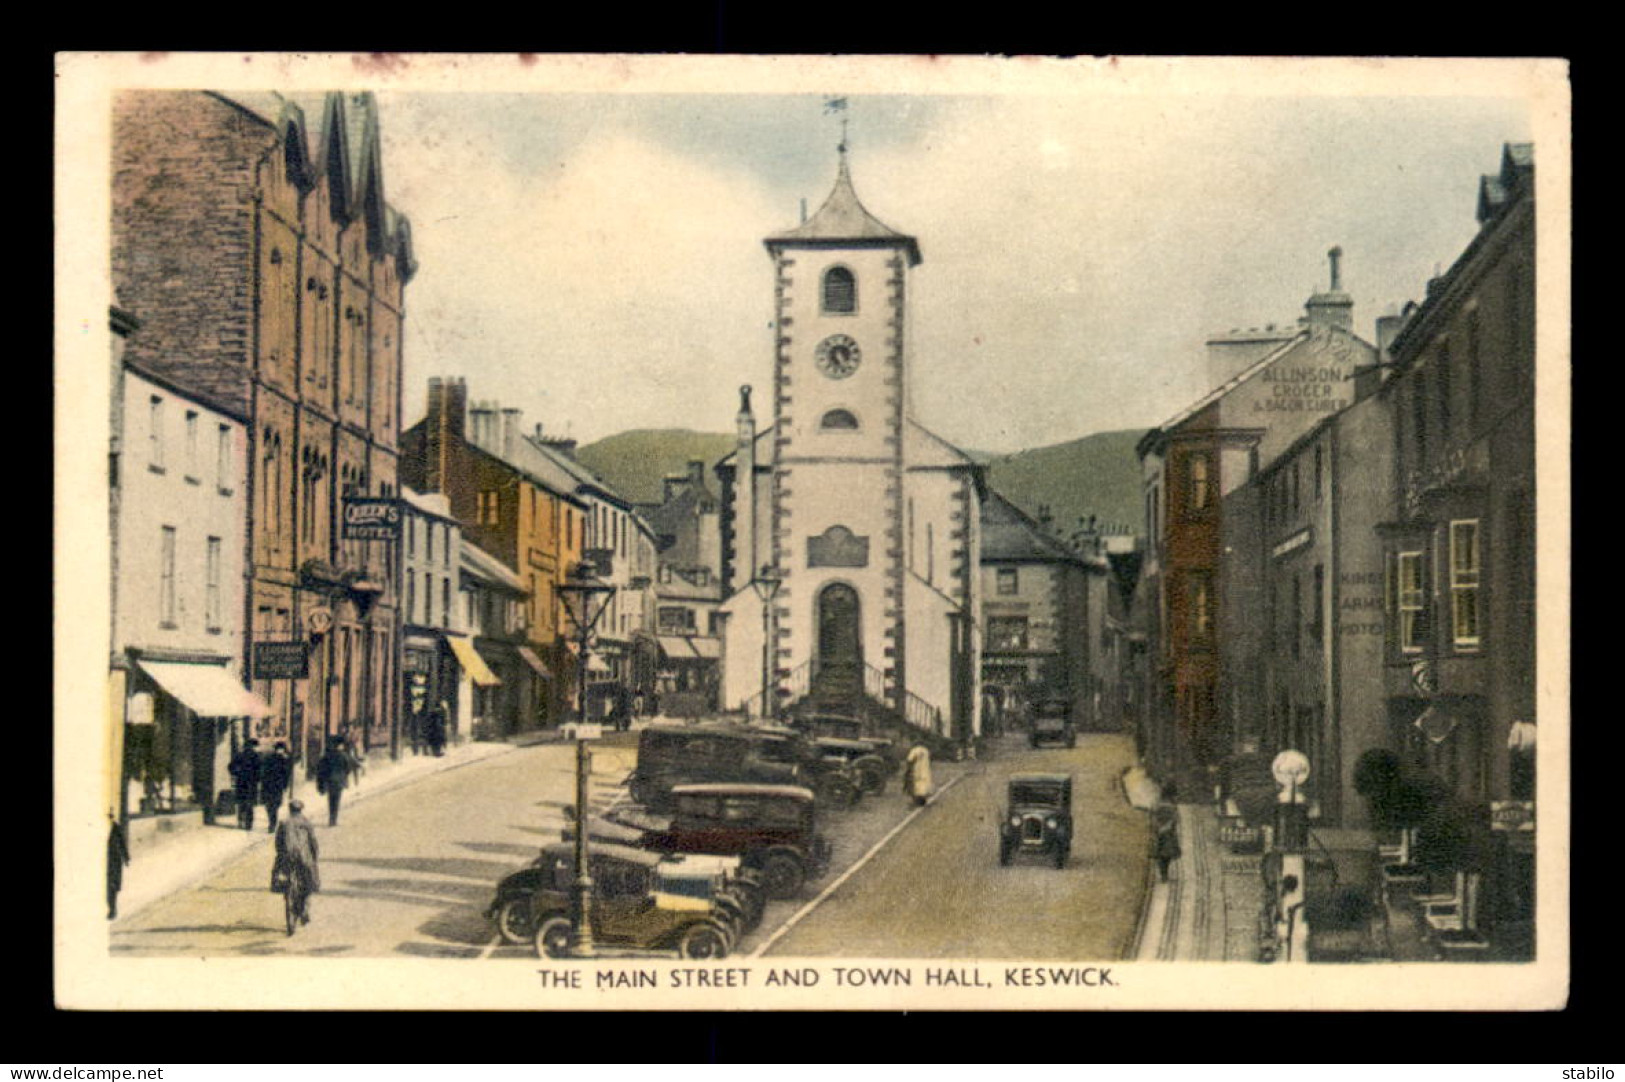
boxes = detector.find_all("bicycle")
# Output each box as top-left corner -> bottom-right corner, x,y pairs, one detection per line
281,864 -> 311,936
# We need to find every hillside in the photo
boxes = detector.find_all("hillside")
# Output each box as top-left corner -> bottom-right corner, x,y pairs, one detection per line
577,426 -> 1147,536
984,429 -> 1146,537
575,429 -> 737,505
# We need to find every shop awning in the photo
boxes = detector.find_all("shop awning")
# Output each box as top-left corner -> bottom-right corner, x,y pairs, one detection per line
138,660 -> 273,718
446,635 -> 501,687
689,637 -> 720,659
659,636 -> 697,659
1507,720 -> 1537,751
516,645 -> 551,678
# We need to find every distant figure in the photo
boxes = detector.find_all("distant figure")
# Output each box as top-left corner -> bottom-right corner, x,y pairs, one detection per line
904,744 -> 934,807
407,708 -> 423,756
315,739 -> 351,826
424,702 -> 447,757
106,813 -> 130,920
273,798 -> 321,925
1153,804 -> 1183,882
339,724 -> 365,788
260,741 -> 293,833
228,738 -> 262,831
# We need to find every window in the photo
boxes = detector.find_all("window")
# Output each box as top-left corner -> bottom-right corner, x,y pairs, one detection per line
184,411 -> 199,481
479,491 -> 500,526
1450,520 -> 1481,648
426,519 -> 435,563
1290,575 -> 1301,659
1467,310 -> 1483,433
1313,443 -> 1324,501
1397,551 -> 1426,653
407,515 -> 416,558
1188,452 -> 1211,513
216,425 -> 232,493
1190,572 -> 1214,640
987,616 -> 1029,652
1289,461 -> 1300,516
423,571 -> 432,626
996,568 -> 1019,596
1437,342 -> 1453,441
205,536 -> 222,631
149,397 -> 165,470
159,526 -> 177,626
822,266 -> 856,314
442,578 -> 451,626
406,572 -> 416,625
1311,563 -> 1324,644
820,409 -> 859,430
659,606 -> 696,634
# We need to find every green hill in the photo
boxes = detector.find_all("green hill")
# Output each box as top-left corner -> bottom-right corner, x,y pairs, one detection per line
575,429 -> 737,505
984,429 -> 1146,537
578,426 -> 1147,537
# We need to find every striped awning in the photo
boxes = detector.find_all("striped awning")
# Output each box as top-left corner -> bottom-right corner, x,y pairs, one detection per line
446,635 -> 501,687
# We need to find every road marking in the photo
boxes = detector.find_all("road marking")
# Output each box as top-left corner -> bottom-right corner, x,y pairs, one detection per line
750,773 -> 967,959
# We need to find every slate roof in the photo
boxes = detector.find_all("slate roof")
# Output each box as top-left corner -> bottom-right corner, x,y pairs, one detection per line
764,153 -> 921,266
981,490 -> 1084,565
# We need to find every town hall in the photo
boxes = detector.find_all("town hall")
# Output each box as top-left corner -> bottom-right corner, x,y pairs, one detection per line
716,146 -> 986,750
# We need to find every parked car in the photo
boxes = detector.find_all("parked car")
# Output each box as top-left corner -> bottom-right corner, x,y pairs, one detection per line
488,838 -> 763,950
628,724 -> 800,811
791,714 -> 900,794
1028,699 -> 1077,749
999,773 -> 1074,869
741,724 -> 865,807
638,783 -> 833,900
500,842 -> 739,959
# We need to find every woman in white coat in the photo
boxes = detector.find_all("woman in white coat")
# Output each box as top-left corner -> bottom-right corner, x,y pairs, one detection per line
904,744 -> 933,806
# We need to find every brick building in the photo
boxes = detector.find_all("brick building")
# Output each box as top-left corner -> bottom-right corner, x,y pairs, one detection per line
400,379 -> 586,731
112,91 -> 417,770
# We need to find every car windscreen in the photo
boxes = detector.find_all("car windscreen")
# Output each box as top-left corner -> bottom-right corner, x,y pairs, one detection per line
676,794 -> 807,829
1008,783 -> 1066,806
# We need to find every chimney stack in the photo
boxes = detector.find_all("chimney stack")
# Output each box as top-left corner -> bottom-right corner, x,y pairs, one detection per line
501,407 -> 522,458
1303,245 -> 1354,331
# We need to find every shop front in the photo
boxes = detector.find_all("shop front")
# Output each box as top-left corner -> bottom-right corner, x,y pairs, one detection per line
123,653 -> 274,824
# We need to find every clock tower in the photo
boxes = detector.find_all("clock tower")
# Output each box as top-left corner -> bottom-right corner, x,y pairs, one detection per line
760,148 -> 923,707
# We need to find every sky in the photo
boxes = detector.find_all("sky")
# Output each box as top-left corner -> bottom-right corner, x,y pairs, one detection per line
372,63 -> 1538,455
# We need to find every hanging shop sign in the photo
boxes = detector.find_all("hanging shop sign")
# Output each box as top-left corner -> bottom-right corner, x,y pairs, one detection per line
253,641 -> 310,680
342,497 -> 402,540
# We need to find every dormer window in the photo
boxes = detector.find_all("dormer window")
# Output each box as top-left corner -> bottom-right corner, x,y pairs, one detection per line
822,266 -> 856,314
820,408 -> 859,431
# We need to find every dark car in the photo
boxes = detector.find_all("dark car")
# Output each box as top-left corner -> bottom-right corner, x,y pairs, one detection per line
792,714 -> 900,793
999,773 -> 1074,869
628,724 -> 801,811
489,835 -> 766,949
1028,699 -> 1077,749
741,724 -> 866,806
496,842 -> 740,959
637,783 -> 833,900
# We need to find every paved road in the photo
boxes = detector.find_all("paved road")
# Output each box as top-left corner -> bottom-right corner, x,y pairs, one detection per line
759,733 -> 1149,960
111,742 -> 634,959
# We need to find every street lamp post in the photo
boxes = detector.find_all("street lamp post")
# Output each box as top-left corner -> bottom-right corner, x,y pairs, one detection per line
749,565 -> 783,721
557,561 -> 616,959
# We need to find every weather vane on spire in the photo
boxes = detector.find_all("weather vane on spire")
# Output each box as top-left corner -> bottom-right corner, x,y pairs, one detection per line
825,96 -> 849,155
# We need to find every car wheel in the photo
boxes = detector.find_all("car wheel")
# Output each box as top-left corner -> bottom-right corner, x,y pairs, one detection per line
817,774 -> 859,808
1053,844 -> 1068,870
495,896 -> 537,946
533,915 -> 572,959
759,852 -> 807,899
736,883 -> 767,930
854,759 -> 889,795
677,921 -> 731,960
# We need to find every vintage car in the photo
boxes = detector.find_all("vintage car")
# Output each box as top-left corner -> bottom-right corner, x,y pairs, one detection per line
628,723 -> 801,811
501,842 -> 740,959
999,773 -> 1074,869
1028,699 -> 1077,749
740,724 -> 867,807
637,783 -> 833,900
790,714 -> 900,794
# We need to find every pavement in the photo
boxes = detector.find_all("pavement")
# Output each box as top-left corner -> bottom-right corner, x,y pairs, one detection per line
1134,801 -> 1264,962
113,736 -> 520,923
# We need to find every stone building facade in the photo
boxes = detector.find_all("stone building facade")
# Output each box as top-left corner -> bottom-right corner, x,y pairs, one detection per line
112,90 -> 416,771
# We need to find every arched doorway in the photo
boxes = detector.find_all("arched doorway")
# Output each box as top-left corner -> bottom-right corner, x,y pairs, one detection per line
814,582 -> 863,701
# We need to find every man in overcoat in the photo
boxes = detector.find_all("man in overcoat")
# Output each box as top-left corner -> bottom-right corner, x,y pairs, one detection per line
273,798 -> 321,924
315,738 -> 351,827
260,741 -> 293,833
228,738 -> 262,831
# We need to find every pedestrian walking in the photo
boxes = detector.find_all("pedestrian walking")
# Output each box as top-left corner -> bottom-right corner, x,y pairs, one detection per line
106,813 -> 129,920
424,702 -> 447,757
273,798 -> 321,926
260,740 -> 293,833
904,743 -> 934,807
1153,803 -> 1183,882
315,738 -> 351,826
228,738 -> 262,831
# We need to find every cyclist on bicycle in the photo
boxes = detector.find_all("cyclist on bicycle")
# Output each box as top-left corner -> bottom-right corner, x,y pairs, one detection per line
274,798 -> 321,925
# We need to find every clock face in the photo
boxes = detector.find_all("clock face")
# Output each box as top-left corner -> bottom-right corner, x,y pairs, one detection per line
815,334 -> 863,379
